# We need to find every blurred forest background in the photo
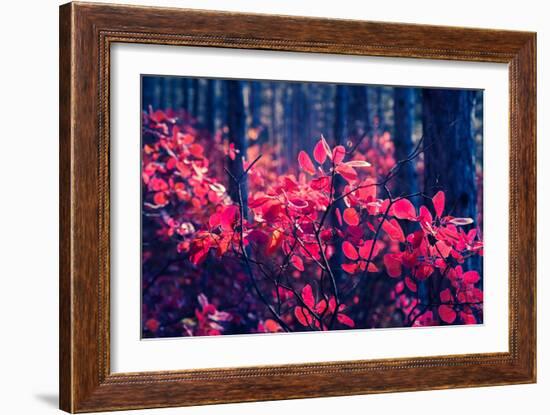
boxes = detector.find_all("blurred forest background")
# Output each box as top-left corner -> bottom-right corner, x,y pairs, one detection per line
141,76 -> 484,337
142,76 -> 483,223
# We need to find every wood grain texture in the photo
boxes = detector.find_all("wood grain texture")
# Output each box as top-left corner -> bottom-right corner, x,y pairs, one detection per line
59,2 -> 536,412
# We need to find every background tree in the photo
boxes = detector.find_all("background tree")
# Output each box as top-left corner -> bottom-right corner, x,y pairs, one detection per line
422,89 -> 476,220
393,87 -> 418,196
226,80 -> 247,204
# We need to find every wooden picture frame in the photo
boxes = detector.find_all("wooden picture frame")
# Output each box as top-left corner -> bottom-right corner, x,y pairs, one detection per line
59,2 -> 536,412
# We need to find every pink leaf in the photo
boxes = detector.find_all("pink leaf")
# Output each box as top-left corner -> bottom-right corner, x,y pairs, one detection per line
418,205 -> 433,224
463,270 -> 480,284
301,284 -> 315,309
153,192 -> 168,206
264,319 -> 281,332
342,241 -> 359,261
290,255 -> 305,271
313,138 -> 329,164
335,164 -> 358,182
298,151 -> 316,175
342,263 -> 359,274
440,288 -> 453,303
310,176 -> 331,191
432,191 -> 445,218
405,277 -> 417,292
382,218 -> 405,242
343,208 -> 360,226
392,199 -> 417,220
359,239 -> 383,259
220,205 -> 239,231
435,240 -> 452,258
337,313 -> 355,328
294,307 -> 312,326
332,145 -> 346,164
438,305 -> 457,324
209,213 -> 221,228
383,253 -> 402,278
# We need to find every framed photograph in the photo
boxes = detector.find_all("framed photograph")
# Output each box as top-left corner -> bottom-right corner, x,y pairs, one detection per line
59,2 -> 536,412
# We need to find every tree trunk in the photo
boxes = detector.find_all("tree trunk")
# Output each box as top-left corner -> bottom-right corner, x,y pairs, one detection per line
205,79 -> 216,134
226,80 -> 247,205
393,88 -> 417,196
422,89 -> 476,219
421,88 -> 479,308
349,85 -> 371,143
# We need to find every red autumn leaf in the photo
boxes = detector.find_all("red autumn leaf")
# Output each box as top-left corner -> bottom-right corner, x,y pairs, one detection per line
310,176 -> 330,191
266,229 -> 283,255
432,190 -> 445,218
290,255 -> 305,271
337,313 -> 355,328
320,229 -> 333,241
405,276 -> 417,292
332,145 -> 346,164
463,270 -> 480,284
359,239 -> 383,260
153,191 -> 168,206
264,319 -> 281,332
189,143 -> 204,158
294,307 -> 312,326
460,312 -> 477,325
343,208 -> 360,226
435,240 -> 452,258
342,262 -> 359,274
314,300 -> 327,314
383,253 -> 402,278
392,198 -> 417,220
209,212 -> 221,228
145,318 -> 160,332
150,177 -> 168,191
248,196 -> 271,208
418,205 -> 433,224
440,288 -> 453,303
313,138 -> 330,164
220,205 -> 239,231
335,164 -> 358,182
438,304 -> 457,324
298,151 -> 316,175
342,241 -> 359,260
301,284 -> 315,309
416,264 -> 434,280
381,218 -> 405,242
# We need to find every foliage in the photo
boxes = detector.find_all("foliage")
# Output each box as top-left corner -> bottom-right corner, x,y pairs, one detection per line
141,108 -> 483,337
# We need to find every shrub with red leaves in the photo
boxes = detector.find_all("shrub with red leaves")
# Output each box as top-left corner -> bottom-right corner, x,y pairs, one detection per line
141,108 -> 483,337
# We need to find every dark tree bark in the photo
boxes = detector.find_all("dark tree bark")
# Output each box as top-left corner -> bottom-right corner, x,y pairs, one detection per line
422,89 -> 476,220
181,78 -> 189,112
334,85 -> 349,145
205,79 -> 216,134
422,88 -> 479,303
191,78 -> 200,117
226,80 -> 247,204
249,81 -> 262,128
349,85 -> 371,142
393,88 -> 418,196
376,88 -> 384,131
